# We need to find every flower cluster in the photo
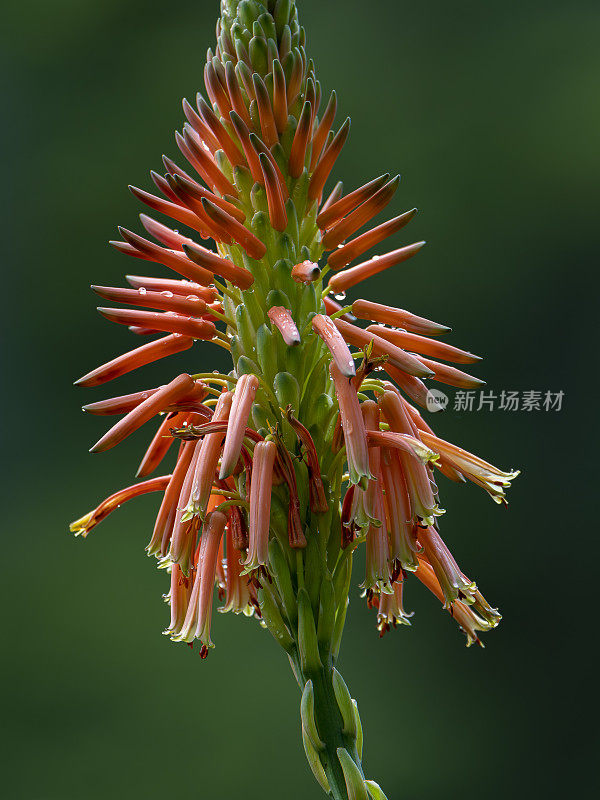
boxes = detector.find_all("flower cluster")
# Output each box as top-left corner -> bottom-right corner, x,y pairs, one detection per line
71,2 -> 518,796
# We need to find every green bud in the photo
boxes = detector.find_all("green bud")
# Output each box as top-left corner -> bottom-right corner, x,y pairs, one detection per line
242,286 -> 266,329
266,288 -> 292,309
291,168 -> 310,219
279,24 -> 292,59
252,20 -> 266,40
234,164 -> 256,197
332,668 -> 357,739
266,38 -> 278,69
237,355 -> 261,377
332,597 -> 348,662
311,393 -> 334,431
298,282 -> 318,324
274,373 -> 300,447
272,259 -> 294,295
270,493 -> 290,549
249,35 -> 269,73
316,573 -> 336,652
268,538 -> 297,626
252,401 -> 270,431
303,535 -> 322,611
297,587 -> 322,674
237,1 -> 260,30
301,726 -> 331,794
337,748 -> 368,800
258,586 -> 295,653
230,334 -> 242,365
250,211 -> 274,258
235,303 -> 256,356
235,59 -> 254,96
353,699 -> 363,760
333,556 -> 351,609
251,183 -> 269,214
274,0 -> 293,38
284,197 -> 299,245
281,50 -> 296,84
300,680 -> 325,751
258,12 -> 277,41
364,781 -> 389,800
256,324 -> 276,382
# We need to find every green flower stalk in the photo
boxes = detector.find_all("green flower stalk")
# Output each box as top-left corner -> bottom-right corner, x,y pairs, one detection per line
70,2 -> 519,797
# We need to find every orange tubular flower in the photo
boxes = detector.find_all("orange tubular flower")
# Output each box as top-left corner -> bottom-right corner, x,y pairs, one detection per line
219,374 -> 259,479
244,440 -> 277,571
189,391 -> 233,518
70,3 -> 518,797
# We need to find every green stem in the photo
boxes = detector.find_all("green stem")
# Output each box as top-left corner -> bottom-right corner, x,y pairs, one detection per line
306,661 -> 364,800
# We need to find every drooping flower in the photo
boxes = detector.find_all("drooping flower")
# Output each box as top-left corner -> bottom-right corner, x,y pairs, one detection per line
71,2 -> 518,797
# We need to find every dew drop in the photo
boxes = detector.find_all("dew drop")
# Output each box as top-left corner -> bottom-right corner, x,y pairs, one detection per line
138,287 -> 147,295
335,291 -> 346,301
161,290 -> 174,298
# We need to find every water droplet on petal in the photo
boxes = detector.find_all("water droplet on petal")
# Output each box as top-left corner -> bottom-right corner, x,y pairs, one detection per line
161,290 -> 174,298
335,291 -> 346,301
138,287 -> 147,295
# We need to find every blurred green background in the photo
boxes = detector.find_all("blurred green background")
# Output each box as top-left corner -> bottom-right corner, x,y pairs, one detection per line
2,0 -> 596,797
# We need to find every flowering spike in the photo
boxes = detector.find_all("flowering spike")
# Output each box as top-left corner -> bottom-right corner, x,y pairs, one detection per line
72,4 -> 518,797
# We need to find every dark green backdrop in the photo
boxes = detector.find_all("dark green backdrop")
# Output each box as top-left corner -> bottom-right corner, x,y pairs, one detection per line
3,1 -> 596,797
